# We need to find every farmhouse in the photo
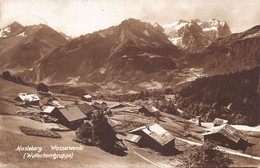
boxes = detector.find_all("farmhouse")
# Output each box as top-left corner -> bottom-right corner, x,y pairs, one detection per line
77,103 -> 95,119
41,106 -> 60,115
52,106 -> 87,129
203,124 -> 249,151
138,106 -> 160,117
138,106 -> 152,116
82,95 -> 92,102
15,93 -> 40,106
213,118 -> 228,126
91,102 -> 107,111
126,123 -> 175,154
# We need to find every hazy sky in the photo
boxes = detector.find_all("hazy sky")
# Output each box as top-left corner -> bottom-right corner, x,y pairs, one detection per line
0,0 -> 259,37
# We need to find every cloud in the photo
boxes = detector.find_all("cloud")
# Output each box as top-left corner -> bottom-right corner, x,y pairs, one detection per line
0,0 -> 259,37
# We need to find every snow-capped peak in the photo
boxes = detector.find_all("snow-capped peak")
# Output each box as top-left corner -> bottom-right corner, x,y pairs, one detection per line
163,18 -> 231,52
0,27 -> 11,38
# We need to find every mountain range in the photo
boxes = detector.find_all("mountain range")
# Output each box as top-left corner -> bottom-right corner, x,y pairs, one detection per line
0,22 -> 67,72
163,19 -> 231,52
0,18 -> 259,91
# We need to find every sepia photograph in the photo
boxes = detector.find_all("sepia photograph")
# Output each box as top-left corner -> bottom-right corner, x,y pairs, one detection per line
0,0 -> 259,167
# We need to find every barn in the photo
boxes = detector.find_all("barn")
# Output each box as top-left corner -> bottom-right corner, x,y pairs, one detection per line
213,118 -> 228,126
51,106 -> 87,130
203,124 -> 249,151
82,95 -> 92,102
77,103 -> 95,119
126,123 -> 175,154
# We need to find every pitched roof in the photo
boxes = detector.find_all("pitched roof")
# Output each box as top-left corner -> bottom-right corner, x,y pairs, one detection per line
91,102 -> 106,111
77,103 -> 95,115
111,102 -> 137,109
146,106 -> 160,113
59,106 -> 87,122
213,118 -> 228,125
125,134 -> 142,143
17,93 -> 40,102
107,117 -> 122,127
203,124 -> 248,143
42,106 -> 57,114
130,123 -> 175,146
83,95 -> 92,99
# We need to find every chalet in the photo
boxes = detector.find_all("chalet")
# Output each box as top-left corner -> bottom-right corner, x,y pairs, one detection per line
213,118 -> 228,126
82,95 -> 92,102
203,124 -> 249,151
53,106 -> 87,130
138,106 -> 160,117
41,106 -> 60,115
91,102 -> 107,111
77,103 -> 95,119
110,102 -> 135,109
15,93 -> 40,106
126,123 -> 175,154
138,106 -> 152,116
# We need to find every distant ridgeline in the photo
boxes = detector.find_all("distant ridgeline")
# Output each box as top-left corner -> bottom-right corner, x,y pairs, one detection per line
176,66 -> 259,126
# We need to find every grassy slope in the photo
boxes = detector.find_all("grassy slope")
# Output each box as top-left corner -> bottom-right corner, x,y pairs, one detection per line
0,115 -> 156,168
0,78 -> 40,115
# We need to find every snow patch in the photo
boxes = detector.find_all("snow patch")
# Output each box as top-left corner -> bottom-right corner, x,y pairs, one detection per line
203,26 -> 218,32
17,32 -> 27,37
4,27 -> 11,32
169,37 -> 182,45
163,21 -> 179,29
144,30 -> 150,36
0,27 -> 11,37
99,68 -> 106,74
99,33 -> 106,38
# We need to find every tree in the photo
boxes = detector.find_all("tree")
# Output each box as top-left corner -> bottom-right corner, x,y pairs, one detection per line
2,71 -> 11,80
183,121 -> 191,132
36,83 -> 49,92
92,111 -> 117,151
184,141 -> 233,168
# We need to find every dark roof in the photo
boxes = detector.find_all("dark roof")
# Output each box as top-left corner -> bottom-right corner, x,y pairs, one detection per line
203,125 -> 248,143
77,103 -> 95,115
91,102 -> 106,111
59,106 -> 87,122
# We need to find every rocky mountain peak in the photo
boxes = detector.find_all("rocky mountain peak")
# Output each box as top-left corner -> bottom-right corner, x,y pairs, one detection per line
163,19 -> 232,52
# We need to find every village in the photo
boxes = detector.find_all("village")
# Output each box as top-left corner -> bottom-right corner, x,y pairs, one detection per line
0,77 -> 259,167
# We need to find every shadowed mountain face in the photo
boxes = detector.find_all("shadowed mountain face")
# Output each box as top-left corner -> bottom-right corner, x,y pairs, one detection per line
163,19 -> 231,53
35,19 -> 181,83
188,25 -> 260,74
0,22 -> 68,72
1,19 -> 259,91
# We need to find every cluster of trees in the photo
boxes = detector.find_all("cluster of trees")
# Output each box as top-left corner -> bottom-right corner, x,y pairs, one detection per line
48,85 -> 87,97
75,111 -> 118,151
100,89 -> 170,102
176,66 -> 259,125
1,71 -> 28,86
92,112 -> 117,151
153,99 -> 178,115
183,141 -> 233,167
36,83 -> 49,92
